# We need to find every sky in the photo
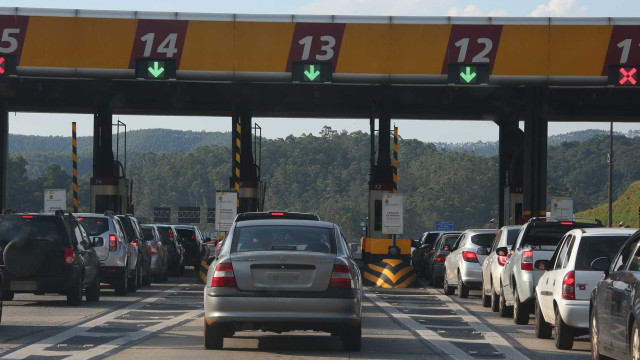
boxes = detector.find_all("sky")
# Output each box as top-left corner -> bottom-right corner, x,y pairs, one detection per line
4,0 -> 640,142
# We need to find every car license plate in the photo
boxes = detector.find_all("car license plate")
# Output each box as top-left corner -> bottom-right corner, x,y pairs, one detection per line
267,272 -> 300,284
11,280 -> 38,291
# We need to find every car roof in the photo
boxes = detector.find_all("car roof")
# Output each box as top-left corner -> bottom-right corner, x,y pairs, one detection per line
463,229 -> 498,234
173,225 -> 197,229
574,228 -> 637,236
234,211 -> 320,222
235,219 -> 334,228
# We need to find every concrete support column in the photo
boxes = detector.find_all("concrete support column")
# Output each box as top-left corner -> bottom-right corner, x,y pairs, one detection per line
0,105 -> 7,212
497,115 -> 524,226
92,108 -> 114,178
522,87 -> 548,221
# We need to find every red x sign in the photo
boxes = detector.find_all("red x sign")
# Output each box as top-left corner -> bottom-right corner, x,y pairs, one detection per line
0,57 -> 5,75
619,67 -> 638,85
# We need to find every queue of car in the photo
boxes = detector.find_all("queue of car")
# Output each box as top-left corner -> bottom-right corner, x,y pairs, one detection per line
414,217 -> 640,359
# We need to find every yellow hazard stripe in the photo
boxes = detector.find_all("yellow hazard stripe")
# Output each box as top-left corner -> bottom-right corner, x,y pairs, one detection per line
363,271 -> 393,288
367,263 -> 412,284
382,258 -> 403,267
396,273 -> 417,288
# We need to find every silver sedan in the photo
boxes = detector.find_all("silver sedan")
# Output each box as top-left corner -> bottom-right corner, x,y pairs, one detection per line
203,219 -> 363,351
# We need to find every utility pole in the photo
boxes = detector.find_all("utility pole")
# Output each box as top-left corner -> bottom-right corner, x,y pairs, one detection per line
608,121 -> 613,227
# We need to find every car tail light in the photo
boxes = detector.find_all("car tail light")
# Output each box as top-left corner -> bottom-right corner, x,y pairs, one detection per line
64,247 -> 75,265
329,264 -> 353,289
21,215 -> 34,219
109,234 -> 117,251
521,250 -> 533,271
211,263 -> 237,287
77,217 -> 84,221
169,232 -> 174,238
462,251 -> 478,263
150,243 -> 158,255
192,234 -> 195,239
436,255 -> 446,262
560,221 -> 574,226
562,271 -> 575,300
216,242 -> 222,250
271,212 -> 284,216
497,255 -> 508,266
131,242 -> 138,248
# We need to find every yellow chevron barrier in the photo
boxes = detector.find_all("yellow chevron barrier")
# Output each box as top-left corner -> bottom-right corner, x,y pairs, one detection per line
199,260 -> 209,284
362,259 -> 417,288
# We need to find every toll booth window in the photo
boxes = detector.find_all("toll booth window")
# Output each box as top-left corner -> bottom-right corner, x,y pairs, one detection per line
95,195 -> 122,214
374,200 -> 382,231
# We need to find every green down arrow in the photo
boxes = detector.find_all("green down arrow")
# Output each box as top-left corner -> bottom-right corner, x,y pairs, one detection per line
459,66 -> 477,83
304,65 -> 321,81
148,61 -> 165,78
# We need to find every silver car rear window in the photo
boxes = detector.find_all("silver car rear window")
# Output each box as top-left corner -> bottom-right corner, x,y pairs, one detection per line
77,217 -> 109,236
471,233 -> 496,247
231,225 -> 336,254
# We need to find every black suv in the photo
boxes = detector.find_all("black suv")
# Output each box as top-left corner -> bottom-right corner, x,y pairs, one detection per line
118,215 -> 152,287
0,211 -> 101,305
174,225 -> 205,270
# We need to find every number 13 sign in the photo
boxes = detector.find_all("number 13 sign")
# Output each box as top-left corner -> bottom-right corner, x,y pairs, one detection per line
286,23 -> 346,72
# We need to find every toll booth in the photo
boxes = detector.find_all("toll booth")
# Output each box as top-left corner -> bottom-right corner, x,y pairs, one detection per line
503,186 -> 523,225
90,161 -> 131,215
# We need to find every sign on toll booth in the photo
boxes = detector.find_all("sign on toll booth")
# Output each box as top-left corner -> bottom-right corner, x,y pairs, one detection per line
382,193 -> 403,235
549,198 -> 574,221
291,62 -> 333,83
435,221 -> 454,231
44,189 -> 66,213
215,192 -> 237,232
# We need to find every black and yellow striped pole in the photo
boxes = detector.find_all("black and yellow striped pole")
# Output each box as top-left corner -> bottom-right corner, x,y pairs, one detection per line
393,126 -> 398,194
233,117 -> 241,209
72,122 -> 78,212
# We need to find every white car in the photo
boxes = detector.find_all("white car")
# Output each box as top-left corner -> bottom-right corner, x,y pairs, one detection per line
481,225 -> 521,311
534,228 -> 635,350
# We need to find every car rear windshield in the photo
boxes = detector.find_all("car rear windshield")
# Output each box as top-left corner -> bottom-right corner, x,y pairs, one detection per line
424,232 -> 441,244
575,236 -> 629,270
522,225 -> 587,248
471,233 -> 496,247
0,216 -> 64,248
232,225 -> 336,254
77,217 -> 109,236
155,226 -> 173,243
142,227 -> 155,241
442,234 -> 460,247
175,228 -> 196,242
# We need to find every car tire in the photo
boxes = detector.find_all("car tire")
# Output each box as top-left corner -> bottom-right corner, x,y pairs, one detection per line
66,275 -> 83,306
128,264 -> 138,293
136,262 -> 143,289
162,262 -> 169,282
535,298 -> 552,339
179,261 -> 186,276
632,321 -> 640,360
498,283 -> 513,318
115,267 -> 128,295
204,320 -> 224,350
555,306 -> 574,350
1,290 -> 14,301
427,269 -> 434,286
482,278 -> 491,307
591,308 -> 608,360
443,274 -> 455,295
513,289 -> 529,325
343,322 -> 362,352
457,272 -> 469,298
490,283 -> 500,312
142,264 -> 152,286
85,273 -> 100,302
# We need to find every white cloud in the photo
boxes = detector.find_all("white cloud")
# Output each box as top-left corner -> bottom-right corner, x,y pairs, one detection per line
530,0 -> 588,16
448,4 -> 482,16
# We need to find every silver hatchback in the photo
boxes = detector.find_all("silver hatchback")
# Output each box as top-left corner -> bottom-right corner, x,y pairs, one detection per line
444,229 -> 497,298
204,219 -> 363,351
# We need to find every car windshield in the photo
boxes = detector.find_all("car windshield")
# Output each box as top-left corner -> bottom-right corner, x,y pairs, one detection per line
522,226 -> 578,247
575,235 -> 629,270
471,233 -> 495,247
141,227 -> 155,241
0,216 -> 63,247
231,225 -> 336,253
77,217 -> 109,236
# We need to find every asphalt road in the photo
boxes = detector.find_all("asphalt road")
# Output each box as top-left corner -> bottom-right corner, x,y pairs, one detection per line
0,270 -> 591,360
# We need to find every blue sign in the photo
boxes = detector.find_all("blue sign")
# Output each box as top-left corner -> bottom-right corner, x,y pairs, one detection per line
435,221 -> 454,231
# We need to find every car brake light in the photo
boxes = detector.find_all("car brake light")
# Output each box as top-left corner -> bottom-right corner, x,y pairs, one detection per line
436,255 -> 446,262
131,242 -> 138,248
64,247 -> 75,265
216,242 -> 222,249
21,215 -> 34,219
150,243 -> 158,255
329,264 -> 353,289
562,271 -> 576,300
462,251 -> 479,263
192,234 -> 195,239
271,212 -> 284,216
169,232 -> 174,238
77,217 -> 84,221
109,234 -> 117,251
521,250 -> 533,271
211,263 -> 237,287
560,221 -> 574,226
497,255 -> 507,266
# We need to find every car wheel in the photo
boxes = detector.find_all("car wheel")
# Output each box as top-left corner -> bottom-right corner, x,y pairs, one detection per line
443,274 -> 455,295
115,267 -> 128,295
457,272 -> 469,298
1,290 -> 14,301
481,277 -> 491,307
162,262 -> 169,281
555,306 -> 574,350
128,264 -> 138,293
490,282 -> 500,312
632,321 -> 640,360
142,263 -> 152,286
136,262 -> 143,289
343,321 -> 362,352
66,275 -> 83,306
85,272 -> 100,302
179,261 -> 186,276
498,283 -> 513,317
204,320 -> 224,350
591,308 -> 607,360
513,289 -> 529,325
535,298 -> 552,339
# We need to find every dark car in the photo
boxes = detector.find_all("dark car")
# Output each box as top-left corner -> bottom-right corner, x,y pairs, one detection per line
154,224 -> 185,276
173,225 -> 206,270
0,211 -> 101,305
118,215 -> 152,287
590,229 -> 640,360
426,232 -> 462,287
411,231 -> 442,277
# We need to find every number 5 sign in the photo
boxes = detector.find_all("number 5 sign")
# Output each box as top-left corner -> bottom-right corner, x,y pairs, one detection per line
286,23 -> 346,72
0,16 -> 29,63
129,19 -> 189,69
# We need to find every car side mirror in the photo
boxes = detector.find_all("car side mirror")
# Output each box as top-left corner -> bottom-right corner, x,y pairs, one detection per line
476,247 -> 489,256
591,257 -> 611,276
93,237 -> 104,247
534,259 -> 551,271
496,247 -> 508,256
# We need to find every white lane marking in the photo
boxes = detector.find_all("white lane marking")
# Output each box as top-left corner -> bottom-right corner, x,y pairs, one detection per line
1,284 -> 203,360
366,289 -> 531,360
366,292 -> 475,360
